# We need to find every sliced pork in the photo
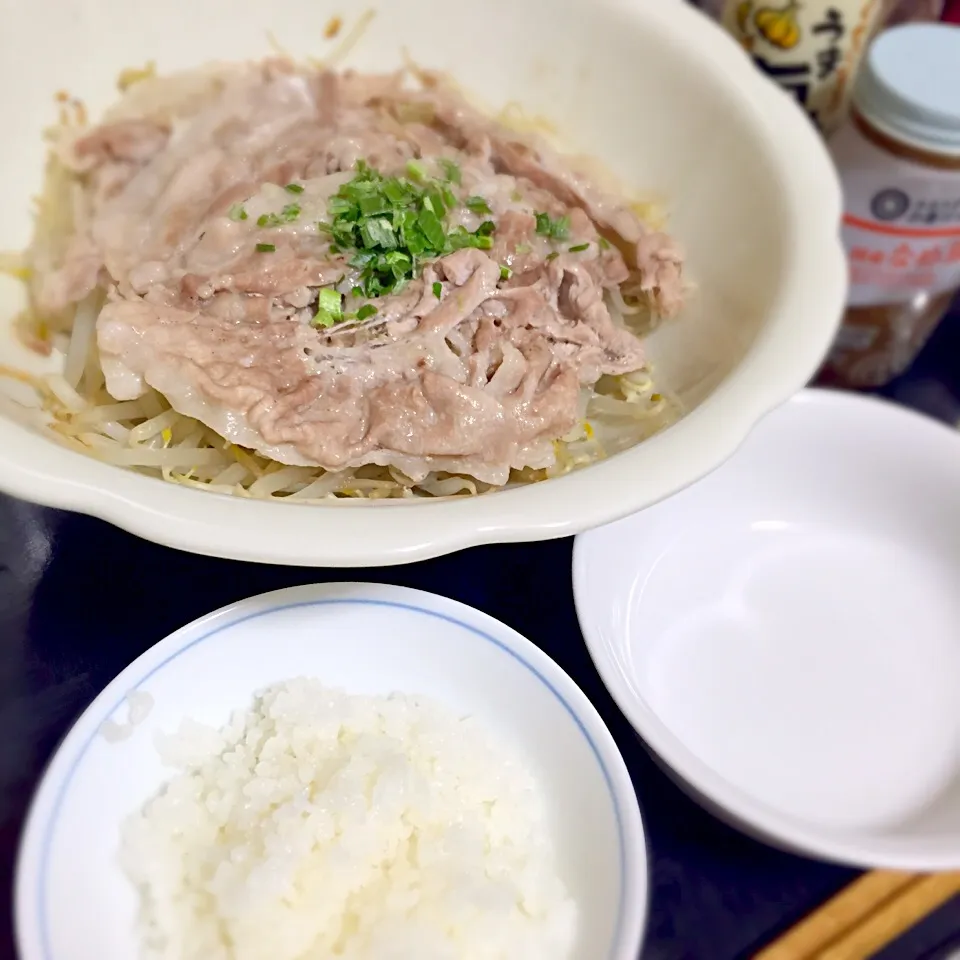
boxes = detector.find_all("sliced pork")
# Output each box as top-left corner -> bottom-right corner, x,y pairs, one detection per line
31,62 -> 687,486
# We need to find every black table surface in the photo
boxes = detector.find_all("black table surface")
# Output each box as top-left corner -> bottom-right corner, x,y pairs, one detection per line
2,306 -> 960,960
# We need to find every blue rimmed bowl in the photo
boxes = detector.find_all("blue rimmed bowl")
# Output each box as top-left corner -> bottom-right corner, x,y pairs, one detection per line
16,582 -> 646,960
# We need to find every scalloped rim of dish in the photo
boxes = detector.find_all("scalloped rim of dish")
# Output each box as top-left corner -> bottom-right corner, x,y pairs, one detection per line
0,0 -> 847,566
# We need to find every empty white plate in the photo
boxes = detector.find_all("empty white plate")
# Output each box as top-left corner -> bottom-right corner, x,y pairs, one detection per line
16,583 -> 646,960
574,389 -> 960,869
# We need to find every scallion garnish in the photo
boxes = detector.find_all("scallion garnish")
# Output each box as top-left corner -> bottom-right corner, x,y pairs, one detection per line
319,159 -> 498,299
432,281 -> 442,299
535,212 -> 570,241
438,158 -> 462,185
360,217 -> 397,249
499,265 -> 512,281
465,196 -> 492,216
311,287 -> 343,327
255,243 -> 276,252
285,183 -> 305,194
417,209 -> 446,248
228,204 -> 248,221
405,159 -> 427,182
356,304 -> 378,321
598,236 -> 612,250
569,243 -> 590,253
257,204 -> 301,228
545,251 -> 559,262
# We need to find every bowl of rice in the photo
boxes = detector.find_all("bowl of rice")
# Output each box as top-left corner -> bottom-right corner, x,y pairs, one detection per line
0,0 -> 846,565
16,583 -> 647,960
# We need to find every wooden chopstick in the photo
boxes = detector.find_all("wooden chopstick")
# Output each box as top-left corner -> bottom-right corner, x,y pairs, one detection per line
754,870 -> 960,960
753,871 -> 917,960
819,874 -> 960,960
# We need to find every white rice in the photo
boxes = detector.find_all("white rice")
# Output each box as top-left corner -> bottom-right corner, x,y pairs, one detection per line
99,690 -> 155,743
120,678 -> 577,960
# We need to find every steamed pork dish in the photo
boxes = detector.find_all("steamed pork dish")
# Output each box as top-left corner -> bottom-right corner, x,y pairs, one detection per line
14,60 -> 685,499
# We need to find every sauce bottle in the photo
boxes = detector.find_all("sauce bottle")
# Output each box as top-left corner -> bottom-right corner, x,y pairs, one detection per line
820,23 -> 960,388
881,0 -> 945,26
707,0 -> 884,134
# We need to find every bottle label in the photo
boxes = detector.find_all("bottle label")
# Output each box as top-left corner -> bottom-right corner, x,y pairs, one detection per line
719,0 -> 881,133
829,122 -> 960,308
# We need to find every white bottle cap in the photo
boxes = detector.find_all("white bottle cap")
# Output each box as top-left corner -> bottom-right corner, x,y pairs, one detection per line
853,23 -> 960,156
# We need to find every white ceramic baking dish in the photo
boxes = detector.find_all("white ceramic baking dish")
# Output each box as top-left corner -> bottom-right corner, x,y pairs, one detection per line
0,0 -> 846,565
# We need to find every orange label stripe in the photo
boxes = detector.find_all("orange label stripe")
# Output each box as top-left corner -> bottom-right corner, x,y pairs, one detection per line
843,213 -> 960,239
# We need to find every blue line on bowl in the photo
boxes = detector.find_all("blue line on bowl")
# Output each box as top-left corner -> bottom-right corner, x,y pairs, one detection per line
36,598 -> 627,958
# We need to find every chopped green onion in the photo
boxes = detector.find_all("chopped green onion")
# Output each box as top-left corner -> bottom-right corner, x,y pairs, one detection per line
598,236 -> 612,250
515,243 -> 532,255
418,209 -> 446,249
285,183 -> 305,194
353,158 -> 376,180
352,286 -> 363,297
499,265 -> 512,281
569,243 -> 590,253
405,159 -> 427,182
328,195 -> 354,216
382,178 -> 410,204
465,196 -> 492,216
423,185 -> 448,219
545,251 -> 559,261
312,288 -> 343,327
360,217 -> 397,250
258,204 -> 302,228
383,250 -> 412,279
255,243 -> 276,252
447,226 -> 495,252
321,159 -> 497,301
228,203 -> 248,221
432,281 -> 442,299
438,158 -> 461,184
535,212 -> 570,241
356,304 -> 378,321
359,194 -> 391,217
350,251 -> 375,269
